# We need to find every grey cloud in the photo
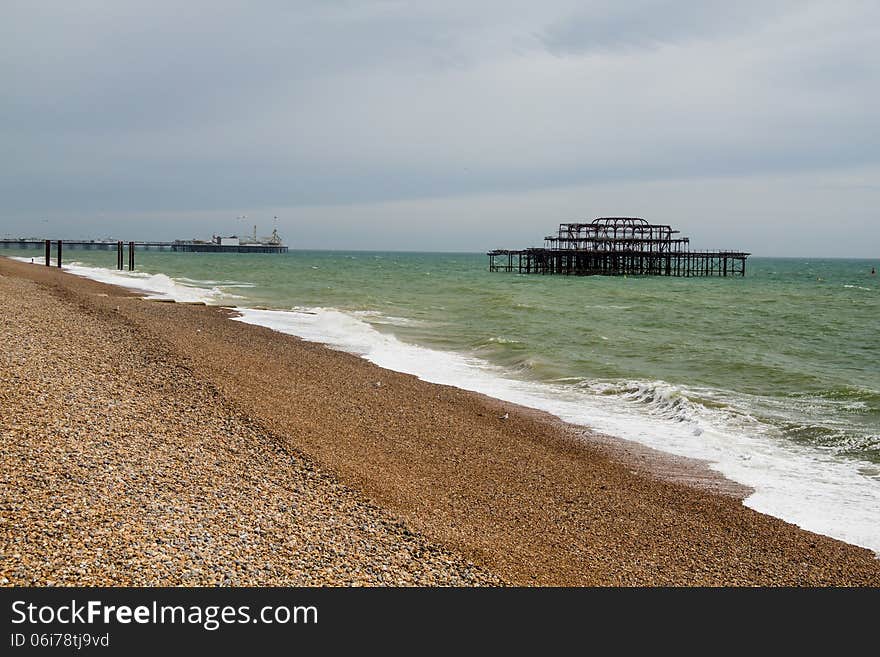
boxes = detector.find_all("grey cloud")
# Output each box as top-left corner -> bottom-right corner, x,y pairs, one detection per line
539,0 -> 796,55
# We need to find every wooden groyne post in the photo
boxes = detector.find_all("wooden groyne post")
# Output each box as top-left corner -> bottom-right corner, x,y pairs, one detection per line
32,238 -> 135,270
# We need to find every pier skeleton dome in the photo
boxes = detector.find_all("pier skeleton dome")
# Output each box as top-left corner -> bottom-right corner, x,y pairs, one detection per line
592,217 -> 649,228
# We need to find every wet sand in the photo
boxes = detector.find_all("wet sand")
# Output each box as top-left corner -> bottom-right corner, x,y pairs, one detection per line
2,257 -> 878,586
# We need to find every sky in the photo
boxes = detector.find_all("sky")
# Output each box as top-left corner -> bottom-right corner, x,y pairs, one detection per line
2,0 -> 879,255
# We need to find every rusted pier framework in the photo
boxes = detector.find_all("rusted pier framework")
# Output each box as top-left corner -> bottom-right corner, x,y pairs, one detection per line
489,217 -> 749,277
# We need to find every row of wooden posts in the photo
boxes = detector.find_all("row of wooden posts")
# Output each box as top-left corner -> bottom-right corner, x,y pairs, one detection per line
42,240 -> 135,270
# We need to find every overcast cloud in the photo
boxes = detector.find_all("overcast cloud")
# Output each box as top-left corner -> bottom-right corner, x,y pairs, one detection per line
2,1 -> 878,255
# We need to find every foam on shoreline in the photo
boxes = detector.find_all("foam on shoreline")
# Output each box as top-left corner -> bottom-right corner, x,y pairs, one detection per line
11,258 -> 238,303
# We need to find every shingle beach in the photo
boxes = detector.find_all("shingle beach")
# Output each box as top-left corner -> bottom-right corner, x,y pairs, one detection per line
2,258 -> 879,586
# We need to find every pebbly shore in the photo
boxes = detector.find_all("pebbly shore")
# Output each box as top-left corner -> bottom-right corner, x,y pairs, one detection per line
0,266 -> 500,585
1,257 -> 879,586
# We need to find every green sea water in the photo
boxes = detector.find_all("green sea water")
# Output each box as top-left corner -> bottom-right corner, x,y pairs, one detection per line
5,247 -> 880,549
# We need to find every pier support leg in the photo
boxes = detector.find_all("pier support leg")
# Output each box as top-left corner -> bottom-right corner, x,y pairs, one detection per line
44,240 -> 50,266
128,242 -> 135,271
56,240 -> 62,268
117,241 -> 123,270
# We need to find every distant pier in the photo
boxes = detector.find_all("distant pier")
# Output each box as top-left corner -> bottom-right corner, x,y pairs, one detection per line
0,239 -> 288,254
489,217 -> 749,277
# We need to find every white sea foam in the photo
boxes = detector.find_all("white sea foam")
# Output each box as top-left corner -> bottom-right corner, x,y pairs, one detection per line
64,265 -> 236,303
10,257 -> 239,303
352,310 -> 426,327
24,255 -> 880,554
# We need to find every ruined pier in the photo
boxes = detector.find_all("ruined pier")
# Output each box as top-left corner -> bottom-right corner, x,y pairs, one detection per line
488,217 -> 749,277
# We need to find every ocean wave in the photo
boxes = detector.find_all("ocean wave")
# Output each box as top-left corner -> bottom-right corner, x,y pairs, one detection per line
352,310 -> 427,327
54,261 -> 241,303
483,336 -> 524,345
177,277 -> 256,288
790,386 -> 880,405
586,380 -> 700,423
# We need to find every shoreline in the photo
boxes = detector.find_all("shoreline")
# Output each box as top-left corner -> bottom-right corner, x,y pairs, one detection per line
403,385 -> 755,502
2,257 -> 879,585
18,253 -> 880,554
50,255 -> 880,552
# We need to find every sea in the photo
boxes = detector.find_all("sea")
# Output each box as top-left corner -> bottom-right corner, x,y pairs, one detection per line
8,249 -> 880,553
